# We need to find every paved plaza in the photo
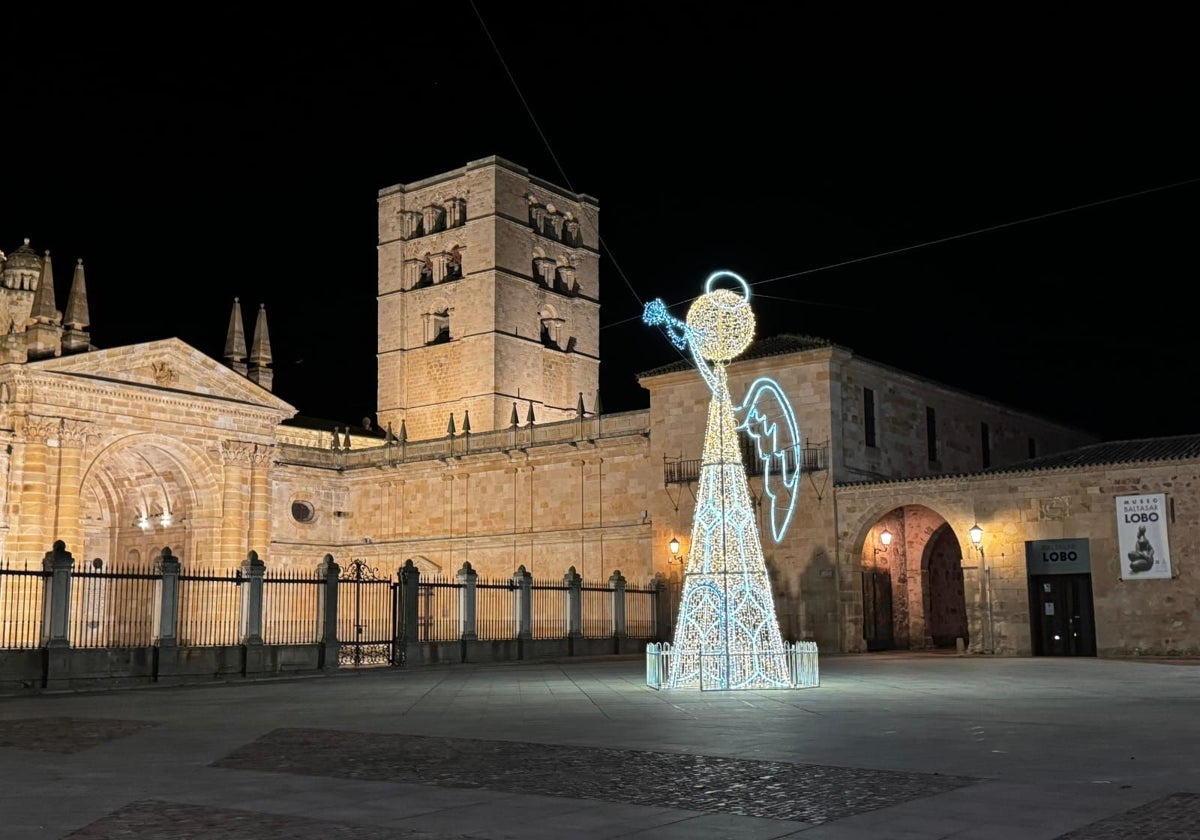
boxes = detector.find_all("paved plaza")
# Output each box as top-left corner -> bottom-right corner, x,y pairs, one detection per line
1,652 -> 1199,839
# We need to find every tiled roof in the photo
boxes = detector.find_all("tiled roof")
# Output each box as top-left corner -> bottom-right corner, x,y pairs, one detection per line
639,333 -> 833,378
839,433 -> 1200,488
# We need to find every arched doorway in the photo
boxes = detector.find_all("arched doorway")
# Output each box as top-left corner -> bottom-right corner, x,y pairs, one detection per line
80,435 -> 219,568
924,523 -> 968,648
861,506 -> 969,651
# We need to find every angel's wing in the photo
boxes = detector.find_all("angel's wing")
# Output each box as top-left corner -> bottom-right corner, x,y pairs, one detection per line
737,377 -> 803,543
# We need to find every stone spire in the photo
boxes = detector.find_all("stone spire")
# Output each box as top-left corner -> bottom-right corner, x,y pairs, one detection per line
247,303 -> 273,391
224,298 -> 247,376
62,258 -> 92,354
29,250 -> 58,324
26,250 -> 64,359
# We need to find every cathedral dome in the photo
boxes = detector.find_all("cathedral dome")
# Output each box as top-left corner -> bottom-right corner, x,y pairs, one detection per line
3,238 -> 41,273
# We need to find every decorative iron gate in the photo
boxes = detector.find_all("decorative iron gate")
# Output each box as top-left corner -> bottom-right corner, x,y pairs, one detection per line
338,559 -> 399,666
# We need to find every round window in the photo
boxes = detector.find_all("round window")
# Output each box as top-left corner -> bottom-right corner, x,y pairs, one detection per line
291,500 -> 315,523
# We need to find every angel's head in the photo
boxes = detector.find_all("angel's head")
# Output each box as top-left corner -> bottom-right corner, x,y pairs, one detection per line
687,275 -> 755,361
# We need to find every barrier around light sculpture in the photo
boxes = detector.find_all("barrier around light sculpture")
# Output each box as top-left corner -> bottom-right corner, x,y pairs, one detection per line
644,271 -> 818,690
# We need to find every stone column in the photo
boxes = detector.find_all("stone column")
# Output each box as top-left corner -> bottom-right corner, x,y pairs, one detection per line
247,445 -> 272,559
457,561 -> 478,641
512,565 -> 532,642
240,550 -> 266,675
15,417 -> 55,557
317,554 -> 340,670
41,540 -> 74,691
219,441 -> 251,567
563,565 -> 582,639
53,420 -> 88,557
609,569 -> 627,648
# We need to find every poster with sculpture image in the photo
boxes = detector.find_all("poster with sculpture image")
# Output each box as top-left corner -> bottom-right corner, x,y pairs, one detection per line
1115,493 -> 1172,580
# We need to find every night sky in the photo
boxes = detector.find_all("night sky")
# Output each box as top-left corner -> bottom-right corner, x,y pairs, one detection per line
1,8 -> 1194,441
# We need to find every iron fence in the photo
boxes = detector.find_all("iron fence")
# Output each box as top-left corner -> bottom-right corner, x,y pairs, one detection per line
476,577 -> 516,640
178,567 -> 243,646
418,574 -> 461,641
262,568 -> 323,644
581,583 -> 612,638
0,562 -> 48,649
626,584 -> 657,638
530,578 -> 568,639
69,562 -> 158,648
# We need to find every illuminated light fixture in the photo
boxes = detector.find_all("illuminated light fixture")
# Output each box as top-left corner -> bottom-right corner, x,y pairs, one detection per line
642,270 -> 807,690
667,536 -> 685,565
874,527 -> 892,559
137,515 -> 150,530
969,522 -> 985,559
160,511 -> 173,527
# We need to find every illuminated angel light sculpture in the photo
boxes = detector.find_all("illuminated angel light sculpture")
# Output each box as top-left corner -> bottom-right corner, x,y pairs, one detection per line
644,271 -> 802,690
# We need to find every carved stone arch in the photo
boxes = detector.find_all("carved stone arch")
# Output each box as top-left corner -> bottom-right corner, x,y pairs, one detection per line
79,433 -> 222,568
841,495 -> 975,653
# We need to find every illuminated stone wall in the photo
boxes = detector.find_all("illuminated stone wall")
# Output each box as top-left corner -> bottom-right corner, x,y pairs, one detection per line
268,412 -> 655,586
836,459 -> 1200,657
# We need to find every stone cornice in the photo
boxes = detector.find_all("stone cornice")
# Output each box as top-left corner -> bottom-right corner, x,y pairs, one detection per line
8,370 -> 292,428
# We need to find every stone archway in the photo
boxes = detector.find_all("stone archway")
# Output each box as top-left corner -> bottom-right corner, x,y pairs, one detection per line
856,504 -> 971,652
923,523 -> 969,648
80,434 -> 221,568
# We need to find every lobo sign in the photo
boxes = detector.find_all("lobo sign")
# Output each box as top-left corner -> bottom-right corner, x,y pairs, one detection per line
1116,493 -> 1172,580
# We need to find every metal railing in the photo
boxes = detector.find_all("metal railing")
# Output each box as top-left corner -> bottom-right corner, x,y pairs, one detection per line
476,577 -> 517,640
178,567 -> 243,646
418,574 -> 461,641
262,568 -> 323,645
69,563 -> 158,649
0,562 -> 48,649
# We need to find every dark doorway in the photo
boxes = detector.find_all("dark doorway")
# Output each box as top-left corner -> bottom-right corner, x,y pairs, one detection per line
1029,574 -> 1097,656
927,526 -> 968,648
862,570 -> 894,651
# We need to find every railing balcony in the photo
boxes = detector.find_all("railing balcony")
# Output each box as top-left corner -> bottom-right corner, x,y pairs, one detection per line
664,442 -> 828,485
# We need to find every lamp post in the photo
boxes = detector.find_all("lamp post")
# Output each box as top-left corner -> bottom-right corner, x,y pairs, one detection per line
968,522 -> 994,653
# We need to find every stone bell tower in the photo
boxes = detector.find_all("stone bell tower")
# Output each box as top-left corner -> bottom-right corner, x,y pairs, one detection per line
376,157 -> 600,441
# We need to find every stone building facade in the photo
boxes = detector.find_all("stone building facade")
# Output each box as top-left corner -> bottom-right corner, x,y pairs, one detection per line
2,155 -> 1197,658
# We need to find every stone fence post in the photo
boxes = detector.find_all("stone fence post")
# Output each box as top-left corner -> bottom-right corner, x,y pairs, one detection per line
155,547 -> 181,647
239,551 -> 266,644
457,561 -> 477,641
41,541 -> 75,690
609,569 -> 627,640
240,551 -> 266,676
564,565 -> 582,639
40,540 -> 74,649
317,554 -> 340,670
512,565 -> 532,641
398,561 -> 422,652
651,573 -> 671,642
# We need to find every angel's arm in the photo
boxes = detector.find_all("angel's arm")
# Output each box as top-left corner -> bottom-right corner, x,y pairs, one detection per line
643,299 -> 720,393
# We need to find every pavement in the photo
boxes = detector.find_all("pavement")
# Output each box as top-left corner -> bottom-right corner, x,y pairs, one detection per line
1,651 -> 1199,839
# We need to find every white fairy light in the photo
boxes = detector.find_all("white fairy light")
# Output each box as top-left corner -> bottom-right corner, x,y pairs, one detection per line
643,270 -> 802,690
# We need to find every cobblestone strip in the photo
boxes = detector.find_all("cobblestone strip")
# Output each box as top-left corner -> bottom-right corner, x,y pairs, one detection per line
1054,793 -> 1200,840
0,716 -> 157,754
213,727 -> 978,824
62,800 -> 469,840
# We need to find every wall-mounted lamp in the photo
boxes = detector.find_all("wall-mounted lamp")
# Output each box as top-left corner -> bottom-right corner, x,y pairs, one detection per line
873,527 -> 893,559
969,522 -> 985,558
667,536 -> 686,566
